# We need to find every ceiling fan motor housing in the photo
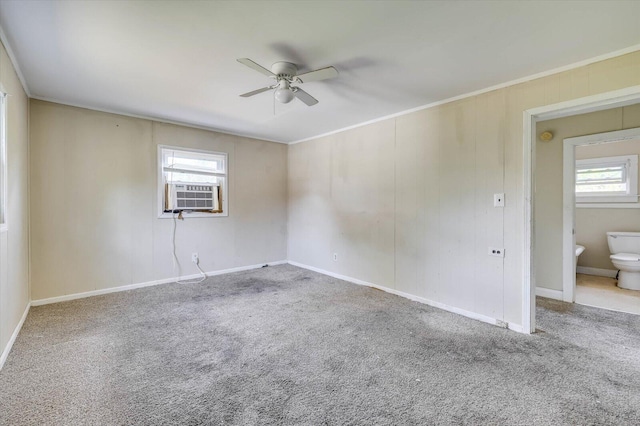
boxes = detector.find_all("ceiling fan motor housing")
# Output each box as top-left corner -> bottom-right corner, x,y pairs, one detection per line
271,62 -> 298,79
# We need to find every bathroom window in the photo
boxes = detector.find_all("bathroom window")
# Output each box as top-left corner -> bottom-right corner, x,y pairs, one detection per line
158,146 -> 228,218
575,154 -> 638,204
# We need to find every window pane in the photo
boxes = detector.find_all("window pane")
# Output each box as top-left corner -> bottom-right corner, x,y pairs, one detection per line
576,166 -> 624,185
0,95 -> 5,225
165,171 -> 220,184
167,157 -> 221,173
576,183 -> 627,193
576,161 -> 628,195
163,149 -> 225,173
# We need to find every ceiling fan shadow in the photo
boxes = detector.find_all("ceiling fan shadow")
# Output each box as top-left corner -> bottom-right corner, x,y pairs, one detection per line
330,57 -> 377,74
318,79 -> 364,101
268,42 -> 310,69
319,56 -> 380,100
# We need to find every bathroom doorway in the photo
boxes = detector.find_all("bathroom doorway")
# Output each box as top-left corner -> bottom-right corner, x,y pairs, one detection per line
524,87 -> 640,333
562,127 -> 640,313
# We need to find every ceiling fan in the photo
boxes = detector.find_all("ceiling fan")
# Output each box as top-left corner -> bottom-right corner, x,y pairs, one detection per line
237,58 -> 338,106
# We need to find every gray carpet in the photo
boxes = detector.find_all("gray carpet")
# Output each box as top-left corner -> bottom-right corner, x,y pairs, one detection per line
1,265 -> 639,425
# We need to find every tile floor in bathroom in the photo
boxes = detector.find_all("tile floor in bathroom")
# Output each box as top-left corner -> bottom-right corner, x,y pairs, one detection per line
576,273 -> 640,315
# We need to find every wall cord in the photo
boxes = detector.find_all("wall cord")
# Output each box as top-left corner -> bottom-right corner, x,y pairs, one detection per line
172,211 -> 207,284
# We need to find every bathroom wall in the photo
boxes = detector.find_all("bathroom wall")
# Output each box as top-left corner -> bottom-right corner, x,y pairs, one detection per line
29,100 -> 288,301
535,104 -> 640,290
575,139 -> 640,271
0,41 -> 30,365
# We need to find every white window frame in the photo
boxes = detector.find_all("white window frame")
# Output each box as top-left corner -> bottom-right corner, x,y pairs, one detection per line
157,145 -> 228,218
0,90 -> 7,233
575,154 -> 638,204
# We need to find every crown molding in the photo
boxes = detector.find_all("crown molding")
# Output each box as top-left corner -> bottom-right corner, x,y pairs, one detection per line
0,23 -> 31,97
30,96 -> 288,144
289,43 -> 640,145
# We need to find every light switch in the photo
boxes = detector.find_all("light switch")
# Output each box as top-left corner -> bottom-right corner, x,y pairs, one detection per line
494,193 -> 505,207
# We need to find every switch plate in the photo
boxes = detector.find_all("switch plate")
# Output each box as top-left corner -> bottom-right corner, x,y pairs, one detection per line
488,247 -> 505,258
494,193 -> 505,207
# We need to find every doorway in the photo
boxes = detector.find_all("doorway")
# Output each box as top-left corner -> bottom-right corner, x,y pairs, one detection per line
523,86 -> 640,333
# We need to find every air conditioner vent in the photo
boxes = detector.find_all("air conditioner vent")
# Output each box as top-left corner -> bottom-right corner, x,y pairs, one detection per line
165,183 -> 220,211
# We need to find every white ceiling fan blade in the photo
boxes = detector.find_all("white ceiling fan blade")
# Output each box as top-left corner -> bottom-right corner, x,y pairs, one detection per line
239,86 -> 274,97
237,58 -> 275,77
296,66 -> 338,83
293,88 -> 319,106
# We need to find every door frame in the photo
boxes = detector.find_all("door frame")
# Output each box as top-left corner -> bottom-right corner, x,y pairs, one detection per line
522,85 -> 640,333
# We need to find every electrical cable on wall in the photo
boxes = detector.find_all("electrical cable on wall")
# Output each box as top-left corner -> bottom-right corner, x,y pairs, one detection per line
172,211 -> 207,284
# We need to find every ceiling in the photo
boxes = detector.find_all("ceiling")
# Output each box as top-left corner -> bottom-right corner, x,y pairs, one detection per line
1,1 -> 639,143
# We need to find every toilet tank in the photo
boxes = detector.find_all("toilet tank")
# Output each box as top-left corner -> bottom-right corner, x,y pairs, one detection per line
607,232 -> 640,254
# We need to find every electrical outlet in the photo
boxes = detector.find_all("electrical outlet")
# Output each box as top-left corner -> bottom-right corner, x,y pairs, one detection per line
191,253 -> 199,264
488,247 -> 505,258
333,253 -> 338,261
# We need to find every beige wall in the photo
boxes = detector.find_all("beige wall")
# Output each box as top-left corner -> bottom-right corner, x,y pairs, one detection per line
535,105 -> 640,289
575,137 -> 640,270
29,100 -> 287,300
289,51 -> 640,328
0,42 -> 30,359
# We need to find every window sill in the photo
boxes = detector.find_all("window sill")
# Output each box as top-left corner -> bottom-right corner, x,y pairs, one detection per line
576,195 -> 637,203
158,211 -> 228,219
577,203 -> 640,209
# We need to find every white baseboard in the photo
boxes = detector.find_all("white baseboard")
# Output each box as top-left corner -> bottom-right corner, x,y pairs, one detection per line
31,260 -> 288,306
506,323 -> 524,333
288,261 -> 526,334
576,266 -> 617,278
535,287 -> 564,301
0,302 -> 30,371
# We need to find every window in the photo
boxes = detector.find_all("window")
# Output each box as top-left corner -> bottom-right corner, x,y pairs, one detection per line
576,154 -> 638,204
158,146 -> 228,218
0,91 -> 6,231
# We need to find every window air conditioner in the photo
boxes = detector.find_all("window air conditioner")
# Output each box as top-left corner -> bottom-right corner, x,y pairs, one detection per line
165,183 -> 221,212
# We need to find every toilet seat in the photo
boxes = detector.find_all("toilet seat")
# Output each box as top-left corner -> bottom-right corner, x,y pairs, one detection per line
610,253 -> 640,262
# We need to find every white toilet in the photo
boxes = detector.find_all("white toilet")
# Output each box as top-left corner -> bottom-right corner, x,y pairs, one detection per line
607,232 -> 640,291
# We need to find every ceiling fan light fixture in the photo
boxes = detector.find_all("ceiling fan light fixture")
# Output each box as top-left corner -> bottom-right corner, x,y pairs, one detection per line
274,81 -> 295,103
